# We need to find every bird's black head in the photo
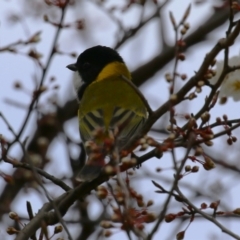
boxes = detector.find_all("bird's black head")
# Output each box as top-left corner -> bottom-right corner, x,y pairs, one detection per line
67,45 -> 124,84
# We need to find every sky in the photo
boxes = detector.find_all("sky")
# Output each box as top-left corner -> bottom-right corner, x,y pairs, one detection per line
1,0 -> 240,239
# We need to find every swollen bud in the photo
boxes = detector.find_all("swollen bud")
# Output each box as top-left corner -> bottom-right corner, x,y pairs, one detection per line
178,53 -> 185,61
96,186 -> 108,199
201,111 -> 210,123
203,157 -> 215,171
147,200 -> 154,207
165,213 -> 176,223
191,166 -> 199,173
185,165 -> 191,172
6,227 -> 18,235
9,212 -> 19,220
176,231 -> 185,240
104,165 -> 115,176
54,225 -> 63,234
204,140 -> 213,147
100,221 -> 113,229
145,213 -> 156,223
233,208 -> 240,215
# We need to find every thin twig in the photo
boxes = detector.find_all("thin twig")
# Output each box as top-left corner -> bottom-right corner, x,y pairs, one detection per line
175,186 -> 240,240
147,132 -> 195,240
3,157 -> 71,191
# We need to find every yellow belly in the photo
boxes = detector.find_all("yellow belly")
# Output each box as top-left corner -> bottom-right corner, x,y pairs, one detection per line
79,76 -> 147,128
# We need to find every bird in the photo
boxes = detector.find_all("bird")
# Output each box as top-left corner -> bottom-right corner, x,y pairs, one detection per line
66,45 -> 148,181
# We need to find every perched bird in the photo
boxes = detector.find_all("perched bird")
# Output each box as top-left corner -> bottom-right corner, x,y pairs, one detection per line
67,46 -> 148,181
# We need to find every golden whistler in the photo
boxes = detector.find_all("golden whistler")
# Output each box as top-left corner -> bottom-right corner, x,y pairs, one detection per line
67,46 -> 148,181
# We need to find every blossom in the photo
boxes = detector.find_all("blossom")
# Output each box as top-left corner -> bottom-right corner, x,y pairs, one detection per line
210,56 -> 240,101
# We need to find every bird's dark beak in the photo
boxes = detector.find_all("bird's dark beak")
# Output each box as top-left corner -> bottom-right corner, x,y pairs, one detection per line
66,63 -> 77,71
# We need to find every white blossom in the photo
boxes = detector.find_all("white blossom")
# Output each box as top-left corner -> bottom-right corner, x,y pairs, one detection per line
210,56 -> 240,101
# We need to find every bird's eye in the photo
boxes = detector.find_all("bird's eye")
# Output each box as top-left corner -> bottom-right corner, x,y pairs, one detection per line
82,62 -> 91,70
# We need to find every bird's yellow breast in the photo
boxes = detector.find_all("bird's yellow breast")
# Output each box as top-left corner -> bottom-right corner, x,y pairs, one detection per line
77,60 -> 148,142
95,61 -> 131,82
79,77 -> 147,128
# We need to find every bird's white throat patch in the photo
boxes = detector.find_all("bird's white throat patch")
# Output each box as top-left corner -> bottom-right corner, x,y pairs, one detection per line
72,72 -> 84,100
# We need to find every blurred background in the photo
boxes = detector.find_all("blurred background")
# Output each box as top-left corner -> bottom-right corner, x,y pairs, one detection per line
1,0 -> 240,239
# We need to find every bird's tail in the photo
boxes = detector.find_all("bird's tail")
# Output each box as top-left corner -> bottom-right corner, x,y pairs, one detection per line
76,164 -> 102,182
